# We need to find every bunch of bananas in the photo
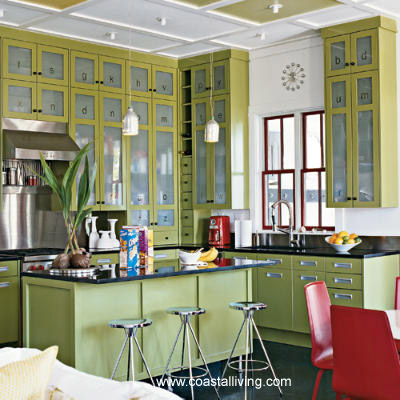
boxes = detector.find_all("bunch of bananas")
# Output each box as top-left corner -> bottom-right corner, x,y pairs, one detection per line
199,247 -> 218,262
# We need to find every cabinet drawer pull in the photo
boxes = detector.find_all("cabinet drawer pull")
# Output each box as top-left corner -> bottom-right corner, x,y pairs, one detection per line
155,254 -> 168,259
0,282 -> 10,288
267,272 -> 282,278
96,258 -> 112,264
301,275 -> 317,281
334,263 -> 352,269
0,267 -> 9,273
334,293 -> 352,300
265,258 -> 282,265
300,260 -> 317,267
334,277 -> 352,285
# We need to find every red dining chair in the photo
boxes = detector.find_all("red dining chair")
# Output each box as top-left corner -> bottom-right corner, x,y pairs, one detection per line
395,276 -> 400,309
331,305 -> 400,400
304,281 -> 333,400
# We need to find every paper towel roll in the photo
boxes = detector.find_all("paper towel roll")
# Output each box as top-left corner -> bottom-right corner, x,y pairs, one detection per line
240,220 -> 252,247
234,220 -> 241,248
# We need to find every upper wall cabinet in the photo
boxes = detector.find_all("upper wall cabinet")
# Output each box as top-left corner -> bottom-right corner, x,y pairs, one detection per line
71,51 -> 125,93
192,60 -> 229,99
322,16 -> 398,208
127,61 -> 177,101
3,39 -> 69,86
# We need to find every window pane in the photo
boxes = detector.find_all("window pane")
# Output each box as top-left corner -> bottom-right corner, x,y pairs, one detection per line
321,172 -> 335,228
264,173 -> 278,226
305,114 -> 322,169
280,173 -> 294,226
303,172 -> 319,227
267,119 -> 281,170
283,117 -> 295,169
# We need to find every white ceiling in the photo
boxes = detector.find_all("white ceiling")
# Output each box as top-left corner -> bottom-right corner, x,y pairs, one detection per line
0,0 -> 397,58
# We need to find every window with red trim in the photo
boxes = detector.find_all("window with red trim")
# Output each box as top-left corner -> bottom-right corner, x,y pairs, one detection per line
301,111 -> 334,230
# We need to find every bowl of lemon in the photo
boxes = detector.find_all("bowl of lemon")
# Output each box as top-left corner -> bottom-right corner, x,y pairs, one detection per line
325,231 -> 361,253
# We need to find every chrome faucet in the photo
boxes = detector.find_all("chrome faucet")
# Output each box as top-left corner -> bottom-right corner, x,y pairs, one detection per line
270,199 -> 300,247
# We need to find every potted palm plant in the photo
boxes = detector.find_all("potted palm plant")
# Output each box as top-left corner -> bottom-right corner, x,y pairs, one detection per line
35,143 -> 97,268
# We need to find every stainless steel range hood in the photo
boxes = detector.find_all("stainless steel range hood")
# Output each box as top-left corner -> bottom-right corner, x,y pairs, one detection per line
2,118 -> 79,161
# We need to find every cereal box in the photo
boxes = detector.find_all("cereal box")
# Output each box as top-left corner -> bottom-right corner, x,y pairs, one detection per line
119,226 -> 139,269
138,226 -> 148,266
148,230 -> 154,272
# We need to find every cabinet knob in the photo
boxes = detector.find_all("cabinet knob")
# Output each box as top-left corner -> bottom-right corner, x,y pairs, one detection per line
154,222 -> 158,226
38,72 -> 42,75
346,197 -> 351,200
350,62 -> 355,66
100,81 -> 104,84
33,71 -> 37,75
95,80 -> 99,84
102,201 -> 105,204
38,110 -> 42,113
345,63 -> 349,66
352,197 -> 357,200
96,201 -> 100,204
165,237 -> 169,240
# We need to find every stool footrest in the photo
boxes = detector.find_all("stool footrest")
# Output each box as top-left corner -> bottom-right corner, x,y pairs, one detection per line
228,359 -> 271,373
166,366 -> 208,380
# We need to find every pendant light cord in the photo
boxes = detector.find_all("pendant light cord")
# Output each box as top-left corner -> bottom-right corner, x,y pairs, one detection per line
128,1 -> 132,106
210,52 -> 214,118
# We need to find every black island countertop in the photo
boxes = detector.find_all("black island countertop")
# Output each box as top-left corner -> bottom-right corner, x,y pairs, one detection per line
22,258 -> 269,284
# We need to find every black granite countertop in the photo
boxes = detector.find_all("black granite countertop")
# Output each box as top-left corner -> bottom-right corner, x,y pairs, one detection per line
155,244 -> 400,259
22,258 -> 269,284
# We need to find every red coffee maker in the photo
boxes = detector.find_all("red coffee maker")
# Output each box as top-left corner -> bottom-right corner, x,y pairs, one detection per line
208,216 -> 230,246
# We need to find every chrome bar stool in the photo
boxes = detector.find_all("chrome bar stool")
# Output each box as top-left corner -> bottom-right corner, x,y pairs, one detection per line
109,318 -> 154,385
221,302 -> 283,399
161,307 -> 220,400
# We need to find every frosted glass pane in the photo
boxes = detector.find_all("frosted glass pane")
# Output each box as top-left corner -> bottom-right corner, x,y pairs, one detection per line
131,210 -> 149,227
267,119 -> 281,170
156,104 -> 173,127
358,110 -> 374,202
157,210 -> 174,226
41,89 -> 64,116
332,114 -> 348,202
280,174 -> 294,226
130,66 -> 148,92
156,131 -> 174,205
330,41 -> 346,71
75,93 -> 95,120
75,124 -> 96,205
42,51 -> 63,80
215,128 -> 226,204
103,61 -> 122,89
214,65 -> 225,91
195,102 -> 206,126
332,81 -> 346,108
103,97 -> 122,122
357,36 -> 372,67
357,77 -> 372,106
196,129 -> 207,204
214,99 -> 225,123
194,69 -> 206,95
321,172 -> 335,227
130,130 -> 149,206
8,86 -> 32,114
103,126 -> 122,206
131,100 -> 148,126
264,174 -> 278,226
156,70 -> 173,96
75,57 -> 95,84
304,172 -> 319,227
8,46 -> 32,76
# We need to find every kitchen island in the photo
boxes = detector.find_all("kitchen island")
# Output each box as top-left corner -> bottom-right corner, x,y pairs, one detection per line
22,258 -> 267,381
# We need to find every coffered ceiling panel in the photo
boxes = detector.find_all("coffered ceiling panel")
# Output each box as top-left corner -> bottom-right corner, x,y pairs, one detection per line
363,0 -> 400,17
8,0 -> 88,10
212,22 -> 310,49
30,16 -> 179,51
0,2 -> 48,25
71,0 -> 243,41
158,42 -> 222,57
212,0 -> 340,24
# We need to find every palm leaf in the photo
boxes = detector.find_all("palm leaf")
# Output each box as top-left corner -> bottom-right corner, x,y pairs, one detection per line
38,153 -> 63,203
77,156 -> 90,211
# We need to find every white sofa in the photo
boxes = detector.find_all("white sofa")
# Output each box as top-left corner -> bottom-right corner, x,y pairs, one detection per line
0,347 -> 181,400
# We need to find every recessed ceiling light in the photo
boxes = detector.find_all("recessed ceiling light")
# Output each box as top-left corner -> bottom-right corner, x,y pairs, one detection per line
0,9 -> 5,18
105,31 -> 117,40
269,1 -> 283,14
256,32 -> 267,40
156,17 -> 167,26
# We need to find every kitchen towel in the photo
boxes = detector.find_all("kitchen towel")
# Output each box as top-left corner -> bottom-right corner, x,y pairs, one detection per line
240,220 -> 252,247
234,220 -> 241,248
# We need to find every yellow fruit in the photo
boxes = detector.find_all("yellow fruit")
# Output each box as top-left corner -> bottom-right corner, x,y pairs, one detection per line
334,238 -> 344,245
338,231 -> 349,238
347,238 -> 355,244
349,233 -> 358,239
199,247 -> 218,262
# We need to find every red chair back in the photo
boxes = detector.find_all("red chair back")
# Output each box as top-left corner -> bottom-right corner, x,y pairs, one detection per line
304,281 -> 333,369
395,276 -> 400,309
331,305 -> 400,399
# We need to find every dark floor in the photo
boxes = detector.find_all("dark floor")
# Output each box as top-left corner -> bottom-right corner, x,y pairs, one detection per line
155,340 -> 336,400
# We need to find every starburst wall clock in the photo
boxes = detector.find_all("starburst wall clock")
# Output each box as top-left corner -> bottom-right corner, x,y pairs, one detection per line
281,62 -> 306,91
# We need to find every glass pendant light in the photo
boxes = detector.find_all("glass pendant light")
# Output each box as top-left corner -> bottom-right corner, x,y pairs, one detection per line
205,52 -> 219,143
122,8 -> 139,136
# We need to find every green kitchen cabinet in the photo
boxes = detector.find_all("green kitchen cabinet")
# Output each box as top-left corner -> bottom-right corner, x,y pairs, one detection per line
3,79 -> 68,122
323,17 -> 398,208
0,276 -> 20,344
127,61 -> 177,101
3,39 -> 69,86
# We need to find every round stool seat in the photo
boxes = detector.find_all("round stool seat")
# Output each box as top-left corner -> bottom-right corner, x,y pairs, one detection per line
109,318 -> 152,329
166,307 -> 205,316
229,301 -> 267,311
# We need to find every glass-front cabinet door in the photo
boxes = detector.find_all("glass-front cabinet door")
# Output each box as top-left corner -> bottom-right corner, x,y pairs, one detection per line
213,60 -> 229,96
71,88 -> 100,210
127,61 -> 151,98
152,66 -> 176,101
2,79 -> 37,119
351,71 -> 379,207
99,56 -> 125,94
3,39 -> 37,82
350,29 -> 377,73
128,96 -> 153,227
192,64 -> 210,99
326,75 -> 353,207
37,84 -> 68,123
325,35 -> 351,77
37,45 -> 69,86
71,51 -> 99,90
100,93 -> 125,210
152,100 -> 177,231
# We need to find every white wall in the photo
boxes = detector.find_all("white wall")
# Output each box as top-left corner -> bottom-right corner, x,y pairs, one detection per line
249,33 -> 400,236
